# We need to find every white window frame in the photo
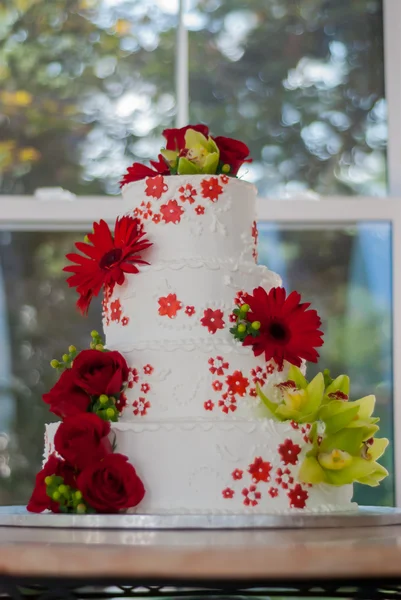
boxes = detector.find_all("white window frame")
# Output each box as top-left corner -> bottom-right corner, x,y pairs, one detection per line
0,0 -> 400,504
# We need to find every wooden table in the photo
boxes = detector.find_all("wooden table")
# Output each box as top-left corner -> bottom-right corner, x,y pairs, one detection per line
1,524 -> 401,599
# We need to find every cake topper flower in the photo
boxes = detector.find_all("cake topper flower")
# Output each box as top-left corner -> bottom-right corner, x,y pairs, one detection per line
230,286 -> 324,370
64,216 -> 152,314
120,124 -> 252,185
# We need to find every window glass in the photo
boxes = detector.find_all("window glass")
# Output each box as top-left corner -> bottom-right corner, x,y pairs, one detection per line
259,221 -> 394,506
188,0 -> 386,196
0,0 -> 177,195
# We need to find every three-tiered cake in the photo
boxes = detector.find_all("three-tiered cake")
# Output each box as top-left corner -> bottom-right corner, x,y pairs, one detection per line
30,126 -> 388,516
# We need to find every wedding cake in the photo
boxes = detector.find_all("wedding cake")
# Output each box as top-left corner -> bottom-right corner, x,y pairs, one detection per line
28,125 -> 388,516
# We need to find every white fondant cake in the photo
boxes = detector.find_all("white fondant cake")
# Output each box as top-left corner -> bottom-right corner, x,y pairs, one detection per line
44,174 -> 356,513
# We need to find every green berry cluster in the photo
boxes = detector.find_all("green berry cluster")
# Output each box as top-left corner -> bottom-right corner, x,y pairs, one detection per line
229,303 -> 261,342
50,345 -> 78,372
89,330 -> 105,351
92,394 -> 119,422
45,475 -> 92,514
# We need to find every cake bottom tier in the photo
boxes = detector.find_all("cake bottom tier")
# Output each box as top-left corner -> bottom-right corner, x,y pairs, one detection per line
44,420 -> 356,514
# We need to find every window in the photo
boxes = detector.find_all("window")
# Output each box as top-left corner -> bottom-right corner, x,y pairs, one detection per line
1,0 -> 400,508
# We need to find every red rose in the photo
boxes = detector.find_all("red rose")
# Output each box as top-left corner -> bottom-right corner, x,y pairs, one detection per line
162,124 -> 209,151
77,453 -> 145,513
27,454 -> 76,513
72,349 -> 129,396
43,368 -> 91,419
213,136 -> 252,175
120,154 -> 169,187
54,413 -> 112,470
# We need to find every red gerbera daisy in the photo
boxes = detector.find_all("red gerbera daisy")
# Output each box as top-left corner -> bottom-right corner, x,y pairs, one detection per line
241,287 -> 324,370
64,217 -> 152,314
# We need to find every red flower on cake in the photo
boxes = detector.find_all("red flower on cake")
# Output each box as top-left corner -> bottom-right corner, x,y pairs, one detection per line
222,487 -> 234,499
249,387 -> 257,397
232,469 -> 243,481
54,413 -> 112,471
204,400 -> 214,411
152,214 -> 161,224
143,364 -> 154,375
127,368 -> 139,388
242,485 -> 261,507
179,183 -> 197,204
110,299 -> 122,322
27,454 -> 77,513
201,177 -> 223,202
288,484 -> 308,509
301,424 -> 312,443
278,439 -> 301,466
145,174 -> 168,199
141,383 -> 150,394
140,201 -> 153,219
158,293 -> 182,318
185,305 -> 195,317
213,136 -> 252,175
241,287 -> 324,370
73,349 -> 129,397
160,199 -> 184,224
248,457 -> 272,483
77,453 -> 145,513
251,220 -> 258,244
251,366 -> 266,385
218,393 -> 237,414
275,467 -> 294,490
133,398 -> 151,416
201,308 -> 225,334
208,356 -> 229,376
290,421 -> 300,430
220,174 -> 229,184
115,391 -> 127,412
234,290 -> 246,306
120,155 -> 169,187
266,364 -> 275,375
226,370 -> 249,397
121,316 -> 129,326
133,207 -> 143,218
212,380 -> 223,392
64,217 -> 152,314
163,124 -> 209,151
229,313 -> 237,323
268,487 -> 279,498
195,205 -> 205,216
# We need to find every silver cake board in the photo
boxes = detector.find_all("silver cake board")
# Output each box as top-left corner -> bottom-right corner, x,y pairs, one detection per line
0,505 -> 400,529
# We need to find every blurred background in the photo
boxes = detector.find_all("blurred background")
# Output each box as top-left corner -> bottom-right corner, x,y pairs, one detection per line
0,0 -> 393,507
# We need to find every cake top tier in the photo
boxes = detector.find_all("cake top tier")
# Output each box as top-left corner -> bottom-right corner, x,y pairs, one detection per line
121,174 -> 258,265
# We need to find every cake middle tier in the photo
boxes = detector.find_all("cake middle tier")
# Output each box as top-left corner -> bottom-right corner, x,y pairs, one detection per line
103,260 -> 281,344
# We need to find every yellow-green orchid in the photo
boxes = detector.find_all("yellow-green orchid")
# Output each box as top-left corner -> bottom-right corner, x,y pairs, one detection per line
161,129 -> 220,175
298,427 -> 388,487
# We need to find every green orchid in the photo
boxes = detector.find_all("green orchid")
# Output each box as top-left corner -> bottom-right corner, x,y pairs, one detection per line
257,366 -> 324,424
161,129 -> 220,175
298,427 -> 389,487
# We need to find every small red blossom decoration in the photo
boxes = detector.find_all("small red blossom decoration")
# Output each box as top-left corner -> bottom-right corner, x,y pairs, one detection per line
179,183 -> 197,204
232,469 -> 243,481
201,177 -> 223,202
288,484 -> 309,509
275,467 -> 294,490
218,393 -> 237,414
201,308 -> 225,334
268,487 -> 279,498
160,199 -> 184,224
248,457 -> 272,483
158,293 -> 182,318
212,380 -> 223,392
226,370 -> 249,397
204,400 -> 214,411
278,439 -> 301,466
195,205 -> 205,215
143,364 -> 154,375
222,487 -> 235,499
231,286 -> 324,370
133,398 -> 151,417
64,217 -> 152,315
185,305 -> 195,317
208,356 -> 229,376
242,485 -> 261,507
145,174 -> 168,199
